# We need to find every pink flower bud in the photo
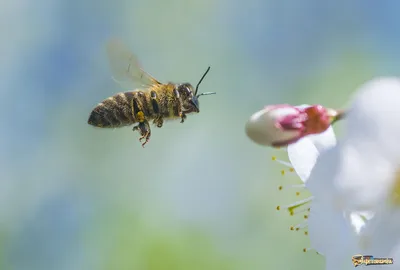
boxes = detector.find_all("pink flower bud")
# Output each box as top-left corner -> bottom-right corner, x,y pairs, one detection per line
245,104 -> 339,147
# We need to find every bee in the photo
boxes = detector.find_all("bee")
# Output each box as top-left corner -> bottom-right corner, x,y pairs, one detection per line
88,40 -> 216,147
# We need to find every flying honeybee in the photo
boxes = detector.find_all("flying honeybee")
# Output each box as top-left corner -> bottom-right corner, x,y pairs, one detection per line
88,40 -> 216,147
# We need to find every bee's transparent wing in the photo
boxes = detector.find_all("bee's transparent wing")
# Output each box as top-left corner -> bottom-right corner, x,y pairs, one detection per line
106,40 -> 161,89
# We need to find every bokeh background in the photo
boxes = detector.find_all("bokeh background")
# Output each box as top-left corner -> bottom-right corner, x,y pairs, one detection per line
3,0 -> 400,269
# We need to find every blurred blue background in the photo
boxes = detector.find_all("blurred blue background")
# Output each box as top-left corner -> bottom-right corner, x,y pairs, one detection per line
2,0 -> 400,269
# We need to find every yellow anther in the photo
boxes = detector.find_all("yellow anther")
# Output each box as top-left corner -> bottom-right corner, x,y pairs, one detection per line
296,192 -> 300,196
303,248 -> 307,252
271,156 -> 277,161
278,186 -> 283,190
304,215 -> 308,219
289,211 -> 294,216
290,226 -> 294,231
276,206 -> 280,211
295,227 -> 300,231
281,170 -> 285,176
289,168 -> 294,172
304,231 -> 308,236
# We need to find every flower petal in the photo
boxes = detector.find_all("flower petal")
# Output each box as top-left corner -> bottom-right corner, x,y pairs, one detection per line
308,199 -> 358,270
346,77 -> 400,161
287,126 -> 336,183
332,77 -> 400,211
334,143 -> 396,211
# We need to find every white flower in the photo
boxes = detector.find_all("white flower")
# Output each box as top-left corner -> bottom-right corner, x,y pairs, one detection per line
260,78 -> 400,269
245,104 -> 342,147
321,77 -> 400,268
304,77 -> 400,268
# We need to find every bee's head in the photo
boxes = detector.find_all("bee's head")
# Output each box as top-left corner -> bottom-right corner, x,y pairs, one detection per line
177,67 -> 215,114
177,83 -> 199,113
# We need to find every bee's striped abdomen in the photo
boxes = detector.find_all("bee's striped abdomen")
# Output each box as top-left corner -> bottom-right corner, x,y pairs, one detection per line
88,92 -> 136,128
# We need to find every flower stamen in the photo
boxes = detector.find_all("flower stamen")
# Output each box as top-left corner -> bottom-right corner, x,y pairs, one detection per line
271,148 -> 319,255
293,221 -> 308,231
286,197 -> 314,214
272,157 -> 293,168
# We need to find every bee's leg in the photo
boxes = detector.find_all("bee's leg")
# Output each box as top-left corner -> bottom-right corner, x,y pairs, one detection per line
138,122 -> 151,148
132,111 -> 151,147
173,89 -> 186,123
180,113 -> 187,123
133,120 -> 151,147
153,116 -> 164,128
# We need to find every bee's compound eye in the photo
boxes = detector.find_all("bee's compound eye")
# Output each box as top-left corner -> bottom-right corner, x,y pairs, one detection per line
178,84 -> 190,95
183,84 -> 193,95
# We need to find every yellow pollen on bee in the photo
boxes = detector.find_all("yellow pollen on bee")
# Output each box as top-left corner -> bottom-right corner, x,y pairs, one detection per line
137,111 -> 145,122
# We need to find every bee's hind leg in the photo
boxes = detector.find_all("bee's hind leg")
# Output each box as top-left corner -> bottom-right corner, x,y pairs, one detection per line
133,120 -> 151,147
133,111 -> 151,148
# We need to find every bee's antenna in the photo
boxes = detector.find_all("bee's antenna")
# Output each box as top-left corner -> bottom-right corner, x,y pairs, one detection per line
195,66 -> 211,96
197,92 -> 216,97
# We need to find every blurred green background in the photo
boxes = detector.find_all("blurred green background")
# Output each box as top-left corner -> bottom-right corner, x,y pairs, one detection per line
2,0 -> 400,269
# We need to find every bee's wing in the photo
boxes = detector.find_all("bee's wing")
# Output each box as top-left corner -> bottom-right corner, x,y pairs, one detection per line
106,40 -> 162,89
